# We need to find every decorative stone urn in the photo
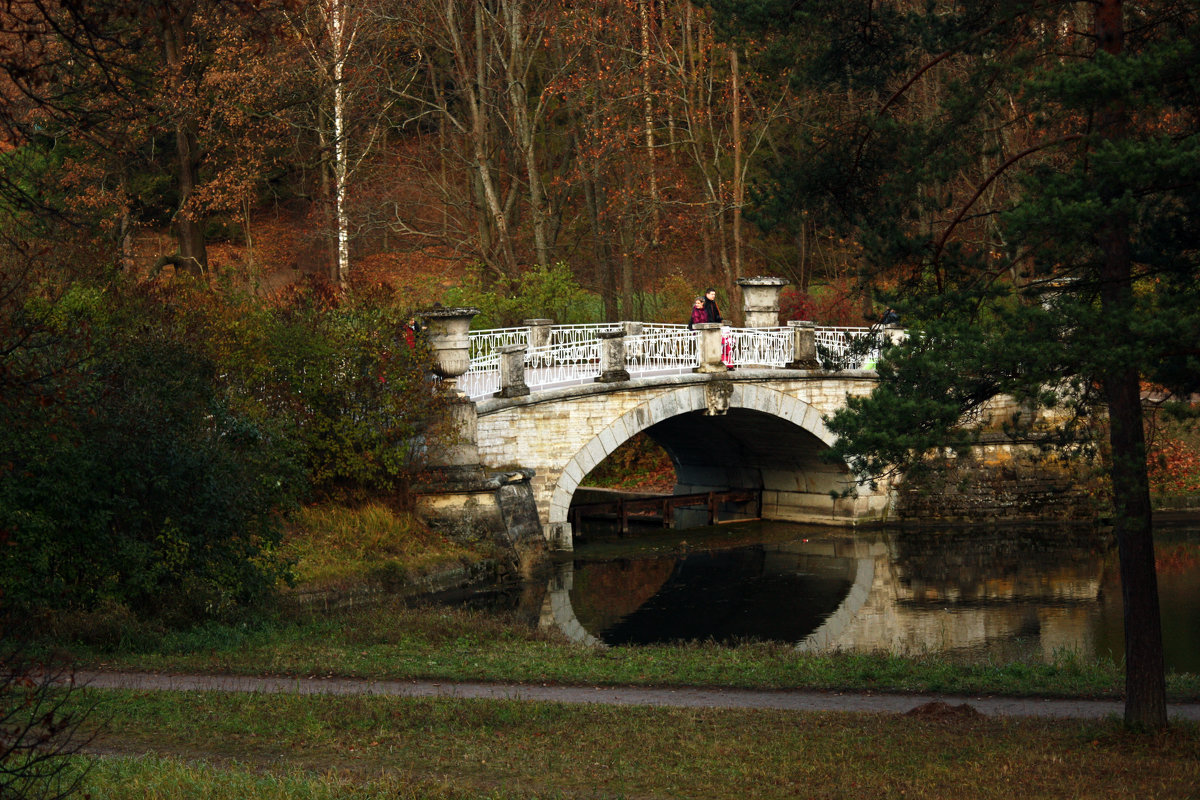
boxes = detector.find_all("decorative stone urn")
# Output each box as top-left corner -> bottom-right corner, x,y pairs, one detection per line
736,276 -> 789,328
419,306 -> 480,396
417,306 -> 482,481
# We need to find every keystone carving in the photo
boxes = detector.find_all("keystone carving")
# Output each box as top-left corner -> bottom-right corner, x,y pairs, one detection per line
705,380 -> 733,416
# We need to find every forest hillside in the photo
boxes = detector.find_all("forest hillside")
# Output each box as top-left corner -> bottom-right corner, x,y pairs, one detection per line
1,0 -> 883,326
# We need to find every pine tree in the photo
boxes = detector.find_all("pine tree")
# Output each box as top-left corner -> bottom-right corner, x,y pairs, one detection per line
710,0 -> 1200,728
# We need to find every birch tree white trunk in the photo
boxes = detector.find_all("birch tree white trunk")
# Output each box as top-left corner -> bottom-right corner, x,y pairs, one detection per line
287,0 -> 360,288
638,0 -> 660,245
327,0 -> 353,288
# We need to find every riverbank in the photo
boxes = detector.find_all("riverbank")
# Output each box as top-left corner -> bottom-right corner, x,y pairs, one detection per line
38,512 -> 1200,800
56,600 -> 1200,702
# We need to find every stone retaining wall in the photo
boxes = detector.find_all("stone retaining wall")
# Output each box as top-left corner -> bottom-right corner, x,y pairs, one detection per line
895,453 -> 1104,524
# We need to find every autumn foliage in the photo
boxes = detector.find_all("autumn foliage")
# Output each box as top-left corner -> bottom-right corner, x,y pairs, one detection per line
1148,430 -> 1200,496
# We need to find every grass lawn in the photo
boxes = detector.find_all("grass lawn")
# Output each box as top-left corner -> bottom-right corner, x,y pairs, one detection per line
70,689 -> 1200,799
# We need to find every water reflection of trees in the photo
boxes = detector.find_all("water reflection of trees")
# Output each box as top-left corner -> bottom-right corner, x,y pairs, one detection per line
888,526 -> 1112,605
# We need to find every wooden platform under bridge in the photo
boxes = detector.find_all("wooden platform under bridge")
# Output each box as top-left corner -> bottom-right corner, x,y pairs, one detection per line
568,489 -> 762,536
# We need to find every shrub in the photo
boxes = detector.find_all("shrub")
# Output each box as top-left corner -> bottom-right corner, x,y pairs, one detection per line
219,279 -> 444,501
443,262 -> 593,327
0,276 -> 297,623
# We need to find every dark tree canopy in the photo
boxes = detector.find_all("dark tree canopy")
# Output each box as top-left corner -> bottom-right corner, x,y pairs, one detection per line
709,0 -> 1200,729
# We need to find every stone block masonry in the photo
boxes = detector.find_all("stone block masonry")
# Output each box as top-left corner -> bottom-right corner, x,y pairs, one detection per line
895,452 -> 1105,524
475,370 -> 891,548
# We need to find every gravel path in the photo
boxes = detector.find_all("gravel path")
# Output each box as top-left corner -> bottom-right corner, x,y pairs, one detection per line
75,671 -> 1200,721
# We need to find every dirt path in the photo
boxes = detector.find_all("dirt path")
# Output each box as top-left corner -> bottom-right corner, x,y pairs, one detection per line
75,671 -> 1200,721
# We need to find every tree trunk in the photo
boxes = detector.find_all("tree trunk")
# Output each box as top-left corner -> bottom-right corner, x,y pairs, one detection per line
329,0 -> 351,289
639,0 -> 659,244
502,0 -> 551,267
1102,332 -> 1167,729
451,0 -> 516,275
583,168 -> 617,321
730,46 -> 743,281
1094,0 -> 1166,731
581,147 -> 617,321
620,216 -> 634,319
161,15 -> 207,275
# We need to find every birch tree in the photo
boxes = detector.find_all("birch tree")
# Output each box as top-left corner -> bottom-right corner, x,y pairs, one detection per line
288,0 -> 369,287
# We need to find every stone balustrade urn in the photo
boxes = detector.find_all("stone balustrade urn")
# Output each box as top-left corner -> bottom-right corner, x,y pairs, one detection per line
737,276 -> 789,329
419,306 -> 483,479
420,306 -> 480,396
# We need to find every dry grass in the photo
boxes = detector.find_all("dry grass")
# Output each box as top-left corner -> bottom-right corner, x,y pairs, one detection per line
80,689 -> 1200,800
280,503 -> 479,586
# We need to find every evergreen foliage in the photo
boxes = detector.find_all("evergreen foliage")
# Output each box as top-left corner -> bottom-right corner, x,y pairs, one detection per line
710,0 -> 1200,728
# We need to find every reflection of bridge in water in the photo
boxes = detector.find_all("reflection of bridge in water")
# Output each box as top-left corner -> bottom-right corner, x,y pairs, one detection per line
540,529 -> 1109,658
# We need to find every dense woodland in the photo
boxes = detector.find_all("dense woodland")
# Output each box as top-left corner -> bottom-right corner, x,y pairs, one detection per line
0,0 -> 879,324
2,0 -> 1198,729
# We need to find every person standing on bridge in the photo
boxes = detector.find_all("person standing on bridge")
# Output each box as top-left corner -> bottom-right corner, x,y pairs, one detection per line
688,296 -> 707,330
402,316 -> 423,349
702,288 -> 723,325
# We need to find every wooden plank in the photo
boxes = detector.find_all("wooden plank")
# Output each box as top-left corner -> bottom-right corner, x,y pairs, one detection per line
570,489 -> 764,524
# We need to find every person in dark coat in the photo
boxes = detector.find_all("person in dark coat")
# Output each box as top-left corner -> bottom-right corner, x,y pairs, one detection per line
687,296 -> 707,329
702,288 -> 722,325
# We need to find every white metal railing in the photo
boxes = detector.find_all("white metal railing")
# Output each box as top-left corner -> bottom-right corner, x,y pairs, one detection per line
468,326 -> 528,360
524,338 -> 602,391
727,326 -> 791,367
547,323 -> 609,348
461,352 -> 502,397
461,321 -> 889,400
814,326 -> 883,369
626,327 -> 697,374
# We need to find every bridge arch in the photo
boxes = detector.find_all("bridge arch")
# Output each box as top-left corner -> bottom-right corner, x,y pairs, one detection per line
547,383 -> 860,543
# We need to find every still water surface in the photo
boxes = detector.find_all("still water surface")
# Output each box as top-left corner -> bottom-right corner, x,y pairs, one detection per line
552,520 -> 1200,674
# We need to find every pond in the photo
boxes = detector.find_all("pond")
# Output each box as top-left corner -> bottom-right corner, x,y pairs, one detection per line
543,519 -> 1200,674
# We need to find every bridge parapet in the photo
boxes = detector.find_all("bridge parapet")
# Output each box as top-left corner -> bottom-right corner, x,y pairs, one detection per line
463,320 -> 894,401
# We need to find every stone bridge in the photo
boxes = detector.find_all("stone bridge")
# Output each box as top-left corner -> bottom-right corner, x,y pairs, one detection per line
474,369 -> 891,550
417,278 -> 902,551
